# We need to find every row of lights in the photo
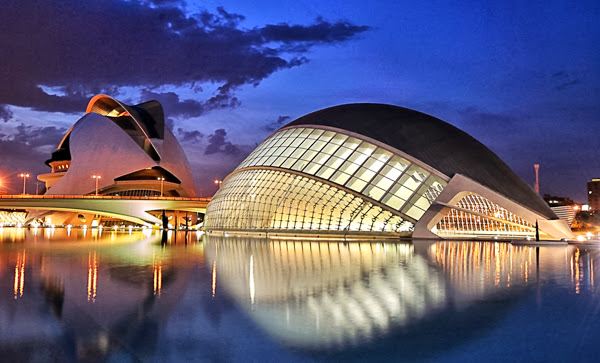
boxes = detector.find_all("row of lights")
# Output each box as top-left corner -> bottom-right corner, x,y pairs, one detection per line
7,173 -> 169,197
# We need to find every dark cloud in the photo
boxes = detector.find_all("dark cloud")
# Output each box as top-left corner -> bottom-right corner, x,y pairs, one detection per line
263,115 -> 291,132
0,105 -> 13,122
205,129 -> 240,155
177,128 -> 204,143
555,79 -> 580,91
0,1 -> 369,114
140,89 -> 206,118
260,18 -> 371,44
10,123 -> 67,148
551,71 -> 580,91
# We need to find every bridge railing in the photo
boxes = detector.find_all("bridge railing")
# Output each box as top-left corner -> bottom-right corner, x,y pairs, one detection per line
0,195 -> 211,202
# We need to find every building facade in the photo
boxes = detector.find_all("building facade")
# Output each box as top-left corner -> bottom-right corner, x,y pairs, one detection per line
588,179 -> 600,211
38,95 -> 196,198
34,95 -> 198,226
205,104 -> 573,240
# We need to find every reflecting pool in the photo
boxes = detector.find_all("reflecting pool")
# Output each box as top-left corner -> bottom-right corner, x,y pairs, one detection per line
1,228 -> 600,361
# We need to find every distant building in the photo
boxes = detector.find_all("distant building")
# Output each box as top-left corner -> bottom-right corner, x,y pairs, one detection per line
589,179 -> 600,211
543,194 -> 579,227
205,103 -> 573,240
543,194 -> 575,207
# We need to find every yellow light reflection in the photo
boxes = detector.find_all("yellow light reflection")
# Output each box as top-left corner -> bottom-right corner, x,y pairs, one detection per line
13,250 -> 26,299
87,252 -> 98,302
153,258 -> 162,296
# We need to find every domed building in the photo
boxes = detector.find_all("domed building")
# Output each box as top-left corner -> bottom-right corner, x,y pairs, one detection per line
38,95 -> 196,198
35,95 -> 198,226
205,104 -> 573,240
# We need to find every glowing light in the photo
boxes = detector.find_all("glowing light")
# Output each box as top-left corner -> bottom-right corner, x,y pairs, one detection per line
577,235 -> 585,242
92,174 -> 102,195
13,251 -> 26,299
212,261 -> 217,298
153,258 -> 162,296
87,252 -> 98,302
18,173 -> 30,195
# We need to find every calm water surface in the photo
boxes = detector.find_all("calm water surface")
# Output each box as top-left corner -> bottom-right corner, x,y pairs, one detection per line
1,227 -> 599,362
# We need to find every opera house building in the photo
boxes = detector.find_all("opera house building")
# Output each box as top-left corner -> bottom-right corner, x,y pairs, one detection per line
205,104 -> 573,240
35,95 -> 197,226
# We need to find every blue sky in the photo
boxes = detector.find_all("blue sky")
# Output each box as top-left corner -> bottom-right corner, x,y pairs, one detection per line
0,0 -> 598,201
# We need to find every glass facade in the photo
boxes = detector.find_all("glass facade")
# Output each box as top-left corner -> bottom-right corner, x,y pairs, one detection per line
236,127 -> 447,221
434,194 -> 534,237
205,169 -> 413,233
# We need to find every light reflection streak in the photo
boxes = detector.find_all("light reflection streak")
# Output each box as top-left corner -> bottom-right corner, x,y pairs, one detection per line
153,258 -> 162,296
574,248 -> 581,294
14,250 -> 26,299
249,255 -> 255,305
87,252 -> 98,302
212,261 -> 217,298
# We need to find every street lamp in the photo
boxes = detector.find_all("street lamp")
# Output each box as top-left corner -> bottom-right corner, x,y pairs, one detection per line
92,175 -> 101,195
214,179 -> 223,189
157,177 -> 165,197
18,173 -> 30,195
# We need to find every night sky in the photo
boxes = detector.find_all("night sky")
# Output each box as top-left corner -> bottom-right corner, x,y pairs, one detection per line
0,0 -> 598,201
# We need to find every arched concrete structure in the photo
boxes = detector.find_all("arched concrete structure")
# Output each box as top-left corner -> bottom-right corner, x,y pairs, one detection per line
0,196 -> 209,226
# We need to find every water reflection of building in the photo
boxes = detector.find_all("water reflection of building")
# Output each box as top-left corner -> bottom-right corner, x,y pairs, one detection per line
205,236 -> 600,351
0,231 -> 203,361
206,236 -> 448,348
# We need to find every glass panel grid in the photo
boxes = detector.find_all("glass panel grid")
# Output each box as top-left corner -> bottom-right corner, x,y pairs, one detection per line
205,169 -> 413,233
232,127 -> 447,217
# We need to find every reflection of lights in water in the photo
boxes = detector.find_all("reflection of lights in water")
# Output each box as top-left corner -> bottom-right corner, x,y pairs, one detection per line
212,261 -> 217,298
207,238 -> 449,349
153,258 -> 162,296
141,227 -> 152,238
249,255 -> 255,305
14,250 -> 26,299
573,248 -> 581,294
87,252 -> 98,302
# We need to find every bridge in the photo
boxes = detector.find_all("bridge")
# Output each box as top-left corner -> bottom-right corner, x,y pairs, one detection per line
0,195 -> 210,226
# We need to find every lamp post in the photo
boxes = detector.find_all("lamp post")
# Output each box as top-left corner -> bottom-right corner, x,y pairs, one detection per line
214,179 -> 223,189
18,173 -> 30,195
157,177 -> 165,197
92,175 -> 101,195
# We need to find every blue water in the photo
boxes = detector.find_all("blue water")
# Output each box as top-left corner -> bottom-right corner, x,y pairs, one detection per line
1,227 -> 599,362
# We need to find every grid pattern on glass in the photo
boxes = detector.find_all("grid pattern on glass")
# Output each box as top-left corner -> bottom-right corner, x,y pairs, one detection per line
205,169 -> 413,233
235,127 -> 447,218
435,194 -> 534,236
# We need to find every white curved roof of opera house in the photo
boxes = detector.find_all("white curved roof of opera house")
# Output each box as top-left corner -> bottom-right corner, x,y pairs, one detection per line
39,95 -> 196,197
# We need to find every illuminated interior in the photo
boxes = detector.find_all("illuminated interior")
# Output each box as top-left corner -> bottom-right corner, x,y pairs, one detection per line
434,194 -> 535,237
206,103 -> 573,240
